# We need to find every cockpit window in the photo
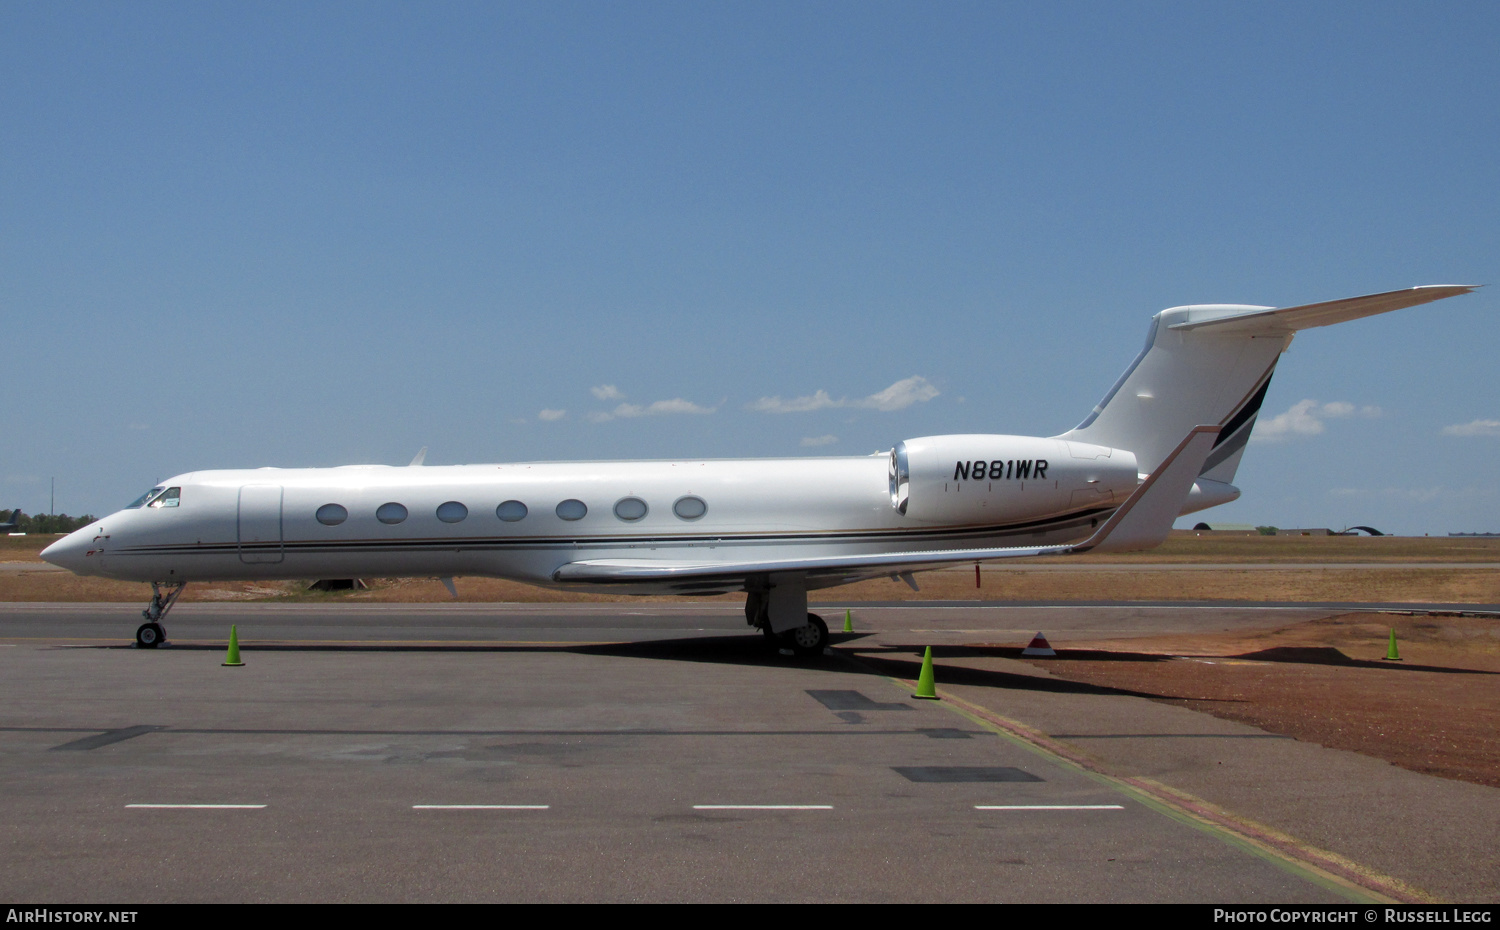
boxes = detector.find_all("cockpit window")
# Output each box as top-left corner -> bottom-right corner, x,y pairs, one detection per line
126,487 -> 166,509
147,487 -> 181,508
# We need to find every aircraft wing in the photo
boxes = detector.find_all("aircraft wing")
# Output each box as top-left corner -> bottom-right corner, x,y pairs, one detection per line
553,426 -> 1219,587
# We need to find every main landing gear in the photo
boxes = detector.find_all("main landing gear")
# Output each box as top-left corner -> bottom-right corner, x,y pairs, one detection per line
744,591 -> 830,656
783,613 -> 830,655
136,581 -> 186,648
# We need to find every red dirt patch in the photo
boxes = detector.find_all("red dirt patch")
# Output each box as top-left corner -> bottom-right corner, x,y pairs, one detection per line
1006,613 -> 1500,788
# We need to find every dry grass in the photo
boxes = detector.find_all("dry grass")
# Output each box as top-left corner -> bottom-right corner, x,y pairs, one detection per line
3,532 -> 1496,604
1064,532 -> 1500,563
892,566 -> 1500,603
0,535 -> 65,557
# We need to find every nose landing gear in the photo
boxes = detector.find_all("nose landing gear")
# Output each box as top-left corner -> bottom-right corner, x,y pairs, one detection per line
136,582 -> 186,648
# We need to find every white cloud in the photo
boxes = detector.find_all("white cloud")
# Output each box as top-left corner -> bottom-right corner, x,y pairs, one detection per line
1253,399 -> 1380,442
537,409 -> 567,421
591,385 -> 624,401
748,376 -> 939,414
639,398 -> 716,416
1441,419 -> 1500,437
859,376 -> 940,412
589,398 -> 718,422
747,389 -> 839,414
800,435 -> 839,447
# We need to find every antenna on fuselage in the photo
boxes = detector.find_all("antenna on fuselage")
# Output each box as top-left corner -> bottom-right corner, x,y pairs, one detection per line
408,447 -> 428,467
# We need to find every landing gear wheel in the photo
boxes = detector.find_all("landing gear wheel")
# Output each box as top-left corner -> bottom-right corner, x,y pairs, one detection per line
781,613 -> 829,656
135,622 -> 164,649
134,581 -> 185,649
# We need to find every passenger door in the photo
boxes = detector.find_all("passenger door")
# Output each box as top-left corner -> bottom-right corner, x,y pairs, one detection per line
238,485 -> 284,564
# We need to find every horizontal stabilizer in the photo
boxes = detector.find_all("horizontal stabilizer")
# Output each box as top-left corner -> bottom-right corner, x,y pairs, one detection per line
1168,285 -> 1477,335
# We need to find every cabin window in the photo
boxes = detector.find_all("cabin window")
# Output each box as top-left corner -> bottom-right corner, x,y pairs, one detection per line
496,500 -> 528,522
613,497 -> 648,521
376,502 -> 408,525
673,495 -> 707,520
315,504 -> 348,526
148,488 -> 181,509
555,499 -> 587,521
125,487 -> 165,509
436,501 -> 468,523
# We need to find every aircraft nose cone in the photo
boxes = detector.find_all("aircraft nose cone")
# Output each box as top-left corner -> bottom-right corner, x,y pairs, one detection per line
40,529 -> 99,575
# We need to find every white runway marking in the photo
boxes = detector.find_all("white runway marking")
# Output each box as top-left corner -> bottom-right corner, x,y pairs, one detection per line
974,804 -> 1124,810
693,805 -> 833,810
126,798 -> 267,804
412,804 -> 550,810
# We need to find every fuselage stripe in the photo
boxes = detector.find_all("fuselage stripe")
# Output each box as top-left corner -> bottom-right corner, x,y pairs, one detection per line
107,508 -> 1116,559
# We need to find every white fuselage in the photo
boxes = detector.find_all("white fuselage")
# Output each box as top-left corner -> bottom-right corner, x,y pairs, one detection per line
44,435 -> 1142,594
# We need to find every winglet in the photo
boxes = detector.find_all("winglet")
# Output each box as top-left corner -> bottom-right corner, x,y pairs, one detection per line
409,447 -> 428,467
1072,425 -> 1220,554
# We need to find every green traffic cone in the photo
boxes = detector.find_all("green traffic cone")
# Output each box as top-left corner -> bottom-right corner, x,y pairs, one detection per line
843,609 -> 853,633
222,624 -> 245,667
1382,627 -> 1403,662
914,646 -> 939,699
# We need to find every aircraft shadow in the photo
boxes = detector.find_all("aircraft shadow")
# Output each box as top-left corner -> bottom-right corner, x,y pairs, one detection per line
122,638 -> 1493,677
1228,645 -> 1497,675
890,643 -> 1498,676
836,646 -> 1212,703
575,636 -> 1210,703
113,634 -> 1198,701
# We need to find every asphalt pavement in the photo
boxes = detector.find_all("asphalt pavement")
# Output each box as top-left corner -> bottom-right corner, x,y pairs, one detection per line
0,601 -> 1493,903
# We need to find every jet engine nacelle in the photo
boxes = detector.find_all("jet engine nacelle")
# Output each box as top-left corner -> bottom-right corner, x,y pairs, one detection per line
890,434 -> 1140,525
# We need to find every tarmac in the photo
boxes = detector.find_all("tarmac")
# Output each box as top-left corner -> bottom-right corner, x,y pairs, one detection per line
0,601 -> 1494,903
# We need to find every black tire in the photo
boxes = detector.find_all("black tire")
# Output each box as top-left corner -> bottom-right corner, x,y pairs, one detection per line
135,623 -> 163,649
784,613 -> 829,656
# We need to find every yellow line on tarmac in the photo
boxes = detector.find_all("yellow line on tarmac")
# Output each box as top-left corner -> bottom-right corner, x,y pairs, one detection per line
880,672 -> 1434,905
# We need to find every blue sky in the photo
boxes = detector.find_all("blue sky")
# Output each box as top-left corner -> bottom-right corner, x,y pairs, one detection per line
3,1 -> 1497,534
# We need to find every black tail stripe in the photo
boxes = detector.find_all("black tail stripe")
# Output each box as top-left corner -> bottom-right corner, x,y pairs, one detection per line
1213,372 -> 1274,449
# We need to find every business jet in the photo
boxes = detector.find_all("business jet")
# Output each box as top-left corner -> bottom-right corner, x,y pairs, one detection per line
41,285 -> 1475,652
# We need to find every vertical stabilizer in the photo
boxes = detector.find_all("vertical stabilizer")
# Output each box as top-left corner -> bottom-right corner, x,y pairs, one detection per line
1058,286 -> 1476,479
